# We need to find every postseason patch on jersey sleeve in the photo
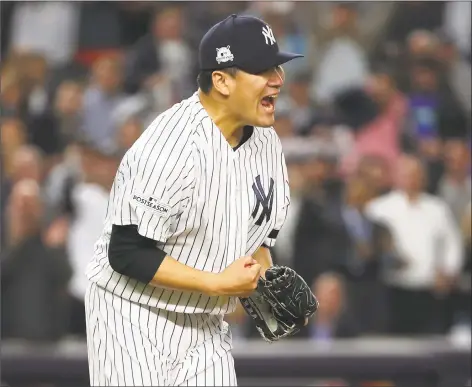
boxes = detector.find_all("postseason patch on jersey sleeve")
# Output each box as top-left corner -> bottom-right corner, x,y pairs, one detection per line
131,193 -> 171,218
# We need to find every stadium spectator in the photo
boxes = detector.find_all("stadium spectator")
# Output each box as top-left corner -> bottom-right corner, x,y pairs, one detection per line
16,52 -> 69,163
304,112 -> 354,159
404,55 -> 469,194
2,145 -> 45,202
8,146 -> 44,185
406,29 -> 441,59
273,104 -> 295,139
1,179 -> 72,341
286,71 -> 317,134
355,155 -> 392,197
335,176 -> 394,334
286,150 -> 342,284
9,1 -> 79,68
52,80 -> 84,149
0,145 -> 45,248
0,65 -> 25,119
438,139 -> 471,225
79,55 -> 126,152
295,3 -> 396,62
437,31 -> 471,117
341,63 -> 408,175
65,140 -> 120,336
442,1 -> 471,61
366,154 -> 463,335
19,52 -> 50,116
1,118 -> 28,179
405,56 -> 468,142
311,2 -> 369,104
380,2 -> 445,56
301,272 -> 360,341
123,5 -> 193,107
116,2 -> 155,47
117,116 -> 143,152
272,157 -> 309,269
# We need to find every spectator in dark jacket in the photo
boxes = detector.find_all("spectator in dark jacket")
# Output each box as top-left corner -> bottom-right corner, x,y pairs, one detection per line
271,151 -> 343,286
123,5 -> 193,104
334,176 -> 400,334
1,179 -> 72,341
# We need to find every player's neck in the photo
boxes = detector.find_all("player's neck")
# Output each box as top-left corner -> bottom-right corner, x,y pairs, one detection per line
198,90 -> 245,148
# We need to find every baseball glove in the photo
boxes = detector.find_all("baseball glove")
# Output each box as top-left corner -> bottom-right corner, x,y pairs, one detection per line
239,265 -> 319,342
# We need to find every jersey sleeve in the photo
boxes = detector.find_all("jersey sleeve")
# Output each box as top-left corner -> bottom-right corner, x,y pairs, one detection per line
111,120 -> 195,243
264,147 -> 290,248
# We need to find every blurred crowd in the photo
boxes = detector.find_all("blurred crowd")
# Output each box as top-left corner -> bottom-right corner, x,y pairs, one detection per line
1,1 -> 471,344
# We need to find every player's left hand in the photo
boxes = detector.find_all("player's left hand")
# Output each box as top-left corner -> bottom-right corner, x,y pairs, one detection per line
240,265 -> 318,342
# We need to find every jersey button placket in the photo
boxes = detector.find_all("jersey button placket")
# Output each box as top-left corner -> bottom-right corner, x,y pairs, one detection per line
232,156 -> 246,256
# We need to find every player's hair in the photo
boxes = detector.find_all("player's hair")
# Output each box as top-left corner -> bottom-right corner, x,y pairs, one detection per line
197,67 -> 239,94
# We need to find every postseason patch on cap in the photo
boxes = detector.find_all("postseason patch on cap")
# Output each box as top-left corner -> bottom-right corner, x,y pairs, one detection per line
131,193 -> 171,218
216,45 -> 234,64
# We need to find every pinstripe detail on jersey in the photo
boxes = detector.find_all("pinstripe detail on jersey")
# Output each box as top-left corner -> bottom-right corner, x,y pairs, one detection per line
85,282 -> 234,386
85,92 -> 290,315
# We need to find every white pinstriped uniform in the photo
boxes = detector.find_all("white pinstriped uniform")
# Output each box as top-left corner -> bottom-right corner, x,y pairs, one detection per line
84,92 -> 290,386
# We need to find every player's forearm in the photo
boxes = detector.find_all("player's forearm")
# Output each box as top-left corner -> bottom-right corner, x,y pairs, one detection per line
253,245 -> 273,277
150,255 -> 219,296
109,224 -> 220,295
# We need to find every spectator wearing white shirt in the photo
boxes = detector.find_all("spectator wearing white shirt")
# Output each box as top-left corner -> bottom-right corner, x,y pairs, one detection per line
366,154 -> 463,335
9,1 -> 79,68
43,137 -> 120,337
310,3 -> 369,105
65,139 -> 120,336
442,1 -> 471,61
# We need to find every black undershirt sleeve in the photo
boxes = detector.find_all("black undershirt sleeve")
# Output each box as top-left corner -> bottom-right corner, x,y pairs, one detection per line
108,224 -> 167,284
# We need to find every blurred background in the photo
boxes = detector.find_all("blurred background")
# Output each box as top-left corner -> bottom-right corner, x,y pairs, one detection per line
0,1 -> 471,386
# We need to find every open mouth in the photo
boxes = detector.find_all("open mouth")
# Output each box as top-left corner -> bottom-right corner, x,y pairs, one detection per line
261,94 -> 278,113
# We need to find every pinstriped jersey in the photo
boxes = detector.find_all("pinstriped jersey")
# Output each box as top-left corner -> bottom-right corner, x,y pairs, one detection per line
85,92 -> 290,315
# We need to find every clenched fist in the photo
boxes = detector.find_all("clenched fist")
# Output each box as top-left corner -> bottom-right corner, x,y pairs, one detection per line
210,256 -> 261,297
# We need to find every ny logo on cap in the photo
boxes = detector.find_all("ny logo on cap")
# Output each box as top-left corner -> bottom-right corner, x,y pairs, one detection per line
262,25 -> 276,46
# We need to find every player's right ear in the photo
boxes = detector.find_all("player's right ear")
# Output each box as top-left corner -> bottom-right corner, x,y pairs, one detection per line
211,71 -> 231,97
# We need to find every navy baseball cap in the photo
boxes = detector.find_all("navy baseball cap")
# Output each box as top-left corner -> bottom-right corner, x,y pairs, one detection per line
198,14 -> 303,75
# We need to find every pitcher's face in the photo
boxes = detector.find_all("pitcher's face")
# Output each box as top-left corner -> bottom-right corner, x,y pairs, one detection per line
226,66 -> 285,128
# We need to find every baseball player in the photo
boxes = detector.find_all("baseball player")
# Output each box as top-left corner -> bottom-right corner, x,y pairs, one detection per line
85,14 -> 316,386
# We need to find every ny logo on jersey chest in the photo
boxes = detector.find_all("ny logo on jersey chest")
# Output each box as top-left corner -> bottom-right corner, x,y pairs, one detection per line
251,175 -> 274,225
